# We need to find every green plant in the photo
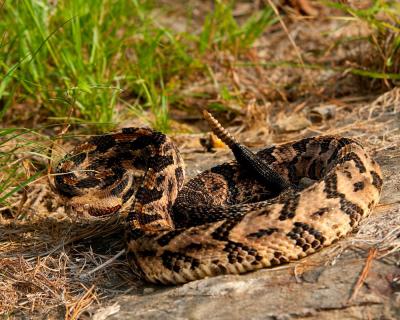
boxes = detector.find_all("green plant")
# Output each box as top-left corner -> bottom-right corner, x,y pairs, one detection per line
0,0 -> 194,131
199,0 -> 277,54
0,1 -> 279,131
324,0 -> 400,83
0,128 -> 48,209
1,1 -> 124,127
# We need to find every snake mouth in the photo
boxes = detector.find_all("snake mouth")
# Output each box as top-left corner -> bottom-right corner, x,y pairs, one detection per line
65,202 -> 122,220
86,204 -> 122,217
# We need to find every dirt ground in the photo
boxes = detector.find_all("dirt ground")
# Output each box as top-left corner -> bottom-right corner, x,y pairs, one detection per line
1,1 -> 400,319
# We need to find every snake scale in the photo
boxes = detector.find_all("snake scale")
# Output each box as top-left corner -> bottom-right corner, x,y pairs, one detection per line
54,111 -> 383,284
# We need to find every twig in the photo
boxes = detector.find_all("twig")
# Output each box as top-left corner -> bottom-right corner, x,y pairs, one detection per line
264,0 -> 305,67
80,249 -> 126,278
293,264 -> 302,283
348,247 -> 377,302
66,284 -> 96,320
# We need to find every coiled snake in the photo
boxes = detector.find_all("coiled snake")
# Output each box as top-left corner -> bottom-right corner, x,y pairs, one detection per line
54,111 -> 382,284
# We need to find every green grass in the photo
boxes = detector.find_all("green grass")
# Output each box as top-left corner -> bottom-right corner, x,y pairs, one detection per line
323,0 -> 400,84
199,0 -> 276,54
0,0 -> 277,132
0,0 -> 278,210
0,128 -> 49,209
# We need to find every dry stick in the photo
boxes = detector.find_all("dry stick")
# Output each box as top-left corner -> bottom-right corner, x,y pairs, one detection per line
348,247 -> 377,302
66,284 -> 96,320
80,249 -> 126,278
264,0 -> 305,68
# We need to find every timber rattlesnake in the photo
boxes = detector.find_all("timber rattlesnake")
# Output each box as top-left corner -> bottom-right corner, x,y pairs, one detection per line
54,111 -> 382,284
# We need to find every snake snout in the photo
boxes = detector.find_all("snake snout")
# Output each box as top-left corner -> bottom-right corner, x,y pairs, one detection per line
74,202 -> 122,219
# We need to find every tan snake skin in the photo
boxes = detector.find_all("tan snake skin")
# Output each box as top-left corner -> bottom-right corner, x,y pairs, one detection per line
54,112 -> 383,284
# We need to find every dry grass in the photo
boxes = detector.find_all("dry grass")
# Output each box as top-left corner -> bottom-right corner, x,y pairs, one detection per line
0,207 -> 137,319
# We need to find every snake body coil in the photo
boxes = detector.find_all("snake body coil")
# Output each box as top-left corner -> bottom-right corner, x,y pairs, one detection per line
54,112 -> 382,284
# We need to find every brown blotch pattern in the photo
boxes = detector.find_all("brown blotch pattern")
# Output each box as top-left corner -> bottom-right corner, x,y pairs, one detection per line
54,130 -> 382,285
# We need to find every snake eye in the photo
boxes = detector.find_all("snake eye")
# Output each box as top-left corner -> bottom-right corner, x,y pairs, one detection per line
83,204 -> 90,210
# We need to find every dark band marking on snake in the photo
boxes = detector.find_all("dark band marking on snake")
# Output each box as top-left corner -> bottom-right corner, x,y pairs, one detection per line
53,111 -> 382,284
